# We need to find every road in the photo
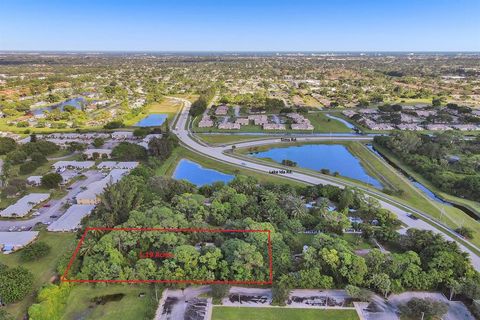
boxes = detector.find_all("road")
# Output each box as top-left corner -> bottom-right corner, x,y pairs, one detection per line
173,99 -> 480,271
0,170 -> 104,231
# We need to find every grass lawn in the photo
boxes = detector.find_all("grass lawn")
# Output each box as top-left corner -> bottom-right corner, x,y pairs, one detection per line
155,146 -> 305,187
61,284 -> 157,320
0,232 -> 76,319
212,307 -> 359,320
306,112 -> 352,133
196,134 -> 275,145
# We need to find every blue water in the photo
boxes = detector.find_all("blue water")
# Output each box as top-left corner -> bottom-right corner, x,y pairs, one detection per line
250,144 -> 382,188
135,114 -> 167,127
173,159 -> 234,186
32,97 -> 86,115
326,114 -> 356,130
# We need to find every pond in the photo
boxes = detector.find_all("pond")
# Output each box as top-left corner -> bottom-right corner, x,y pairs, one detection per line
32,97 -> 86,115
250,144 -> 382,188
173,159 -> 234,186
135,114 -> 167,127
326,114 -> 356,130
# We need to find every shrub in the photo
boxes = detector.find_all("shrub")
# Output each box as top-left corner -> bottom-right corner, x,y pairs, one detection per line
20,242 -> 51,262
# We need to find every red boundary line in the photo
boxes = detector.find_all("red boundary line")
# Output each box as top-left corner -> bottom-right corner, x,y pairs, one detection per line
61,227 -> 273,285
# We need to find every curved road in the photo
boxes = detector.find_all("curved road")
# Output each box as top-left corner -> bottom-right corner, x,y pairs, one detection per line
173,99 -> 480,271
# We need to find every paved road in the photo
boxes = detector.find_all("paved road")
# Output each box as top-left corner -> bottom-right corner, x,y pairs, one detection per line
0,170 -> 104,231
173,99 -> 480,271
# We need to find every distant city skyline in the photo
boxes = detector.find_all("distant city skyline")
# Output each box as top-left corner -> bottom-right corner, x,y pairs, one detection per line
1,0 -> 479,51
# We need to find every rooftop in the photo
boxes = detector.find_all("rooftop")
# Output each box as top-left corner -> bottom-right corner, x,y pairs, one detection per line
48,204 -> 96,231
0,193 -> 50,217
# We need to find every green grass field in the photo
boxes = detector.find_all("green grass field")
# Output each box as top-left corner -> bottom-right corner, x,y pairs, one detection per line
0,232 -> 76,319
306,112 -> 352,133
212,307 -> 359,320
61,284 -> 157,320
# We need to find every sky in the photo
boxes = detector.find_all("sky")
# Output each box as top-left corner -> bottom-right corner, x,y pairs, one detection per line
0,0 -> 479,52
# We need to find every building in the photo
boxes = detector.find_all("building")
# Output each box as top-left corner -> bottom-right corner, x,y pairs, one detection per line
52,161 -> 95,171
263,123 -> 286,130
0,231 -> 39,253
451,124 -> 480,131
0,193 -> 50,217
291,123 -> 314,130
48,204 -> 95,232
215,105 -> 229,115
425,124 -> 453,131
396,124 -> 423,131
97,161 -> 139,170
83,148 -> 112,159
76,169 -> 129,205
111,131 -> 135,140
234,118 -> 249,126
218,122 -> 241,130
27,175 -> 42,186
198,115 -> 214,128
248,115 -> 268,126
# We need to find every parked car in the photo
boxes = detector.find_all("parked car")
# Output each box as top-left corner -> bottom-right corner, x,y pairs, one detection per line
43,204 -> 51,207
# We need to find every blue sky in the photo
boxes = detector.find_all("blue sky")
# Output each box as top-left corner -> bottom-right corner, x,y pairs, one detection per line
0,0 -> 479,51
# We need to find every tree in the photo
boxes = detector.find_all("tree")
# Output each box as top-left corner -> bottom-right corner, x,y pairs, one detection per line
92,137 -> 105,148
400,297 -> 448,319
111,142 -> 147,161
211,284 -> 230,304
31,151 -> 48,164
20,241 -> 51,262
28,283 -> 72,320
271,282 -> 290,306
345,285 -> 373,302
0,137 -> 16,155
148,136 -> 176,161
103,120 -> 125,129
41,173 -> 63,189
0,264 -> 34,304
19,161 -> 40,174
5,150 -> 27,164
369,273 -> 391,298
455,226 -> 474,239
0,309 -> 13,320
98,175 -> 144,226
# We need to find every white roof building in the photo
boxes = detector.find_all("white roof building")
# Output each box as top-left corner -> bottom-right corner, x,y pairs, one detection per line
83,148 -> 112,159
215,105 -> 229,115
48,205 -> 95,232
111,131 -> 135,140
425,124 -> 453,131
218,123 -> 241,130
0,231 -> 39,252
53,161 -> 95,171
0,193 -> 50,217
97,161 -> 139,170
76,169 -> 129,205
27,176 -> 42,186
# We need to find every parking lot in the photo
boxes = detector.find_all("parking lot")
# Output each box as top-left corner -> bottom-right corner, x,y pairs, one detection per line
0,170 -> 104,231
